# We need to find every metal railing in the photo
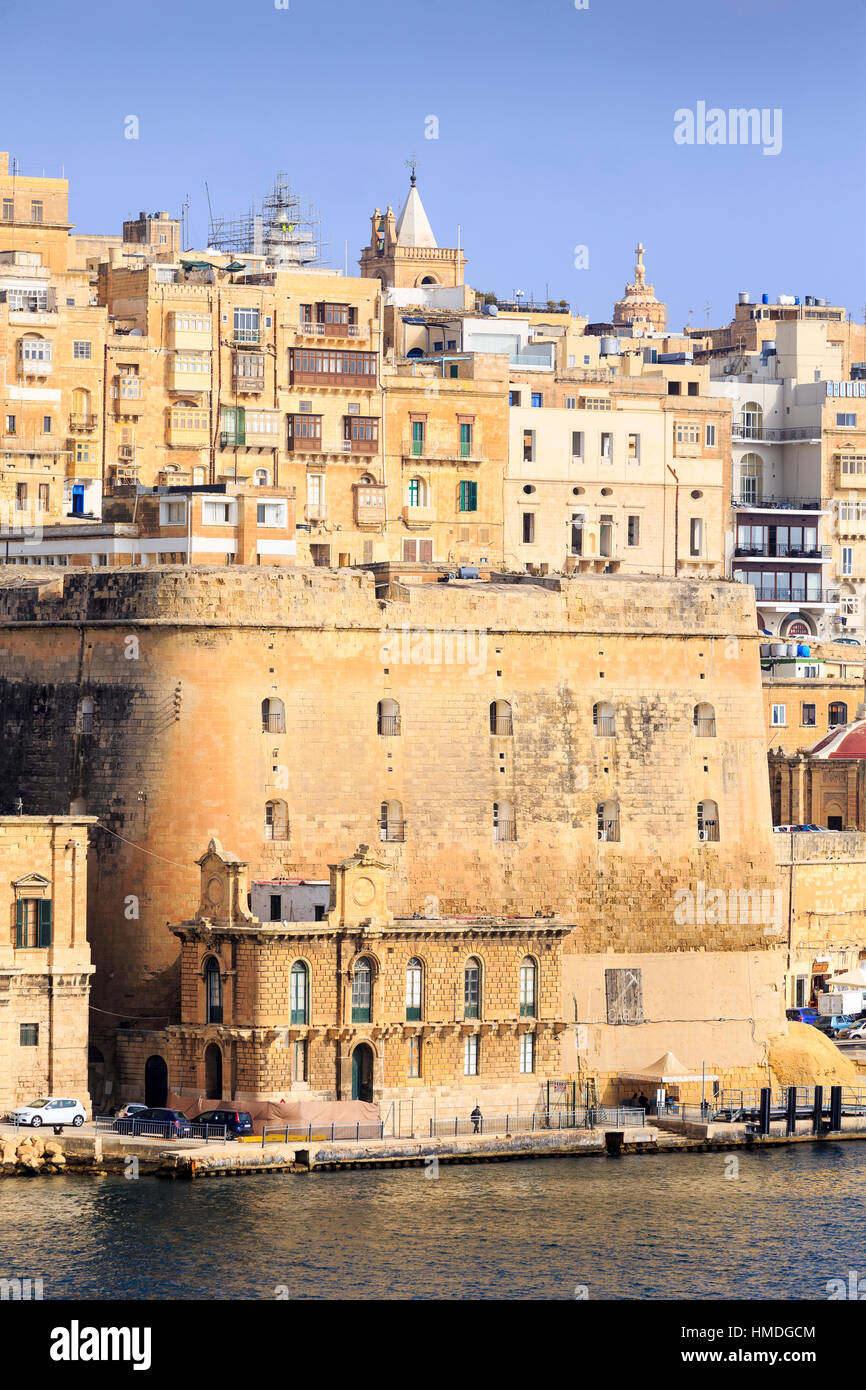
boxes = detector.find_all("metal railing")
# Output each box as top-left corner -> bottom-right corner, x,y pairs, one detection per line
735,546 -> 822,559
429,1107 -> 645,1138
261,1121 -> 384,1146
694,718 -> 716,737
491,715 -> 513,736
262,714 -> 286,734
733,425 -> 822,443
380,821 -> 406,842
731,494 -> 824,511
594,716 -> 616,737
377,714 -> 401,736
233,329 -> 261,344
494,820 -> 517,842
95,1115 -> 228,1141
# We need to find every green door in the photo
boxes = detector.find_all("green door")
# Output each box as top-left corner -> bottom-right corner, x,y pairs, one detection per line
351,1044 -> 374,1101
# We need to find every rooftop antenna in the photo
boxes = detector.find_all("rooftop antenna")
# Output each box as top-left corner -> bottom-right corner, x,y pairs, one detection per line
205,182 -> 214,244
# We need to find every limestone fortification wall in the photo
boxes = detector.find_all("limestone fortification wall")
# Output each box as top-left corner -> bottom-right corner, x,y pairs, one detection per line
0,568 -> 777,1042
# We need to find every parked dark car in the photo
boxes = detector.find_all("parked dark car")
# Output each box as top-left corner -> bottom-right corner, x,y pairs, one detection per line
813,1014 -> 860,1038
116,1107 -> 192,1138
192,1108 -> 254,1139
786,1007 -> 820,1024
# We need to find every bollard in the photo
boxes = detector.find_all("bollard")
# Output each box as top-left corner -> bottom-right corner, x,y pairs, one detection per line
812,1085 -> 824,1135
758,1087 -> 771,1136
830,1086 -> 843,1132
786,1086 -> 797,1136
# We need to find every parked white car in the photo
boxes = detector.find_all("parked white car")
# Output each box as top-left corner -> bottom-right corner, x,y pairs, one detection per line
11,1098 -> 86,1129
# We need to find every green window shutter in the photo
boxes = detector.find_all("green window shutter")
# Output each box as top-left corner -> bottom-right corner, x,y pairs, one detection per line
38,898 -> 52,948
15,898 -> 23,948
460,481 -> 477,512
236,407 -> 246,445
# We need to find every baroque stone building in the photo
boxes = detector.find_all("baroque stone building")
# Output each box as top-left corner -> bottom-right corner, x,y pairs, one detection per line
117,840 -> 569,1120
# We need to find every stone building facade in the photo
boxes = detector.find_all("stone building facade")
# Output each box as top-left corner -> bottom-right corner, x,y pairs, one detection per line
0,815 -> 94,1112
0,566 -> 790,1100
117,841 -> 569,1121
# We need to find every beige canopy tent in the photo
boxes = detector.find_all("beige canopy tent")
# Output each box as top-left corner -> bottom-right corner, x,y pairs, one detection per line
619,1052 -> 718,1084
826,970 -> 866,988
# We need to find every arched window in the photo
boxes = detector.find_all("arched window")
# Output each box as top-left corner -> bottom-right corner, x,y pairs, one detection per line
204,956 -> 223,1024
380,799 -> 405,842
694,702 -> 716,737
408,477 -> 428,508
597,799 -> 620,842
377,698 -> 401,736
253,468 -> 270,486
739,452 -> 764,504
72,386 -> 91,426
519,957 -> 537,1018
593,701 -> 615,737
78,696 -> 94,734
494,800 -> 516,842
698,799 -> 720,842
490,699 -> 513,736
290,960 -> 309,1025
742,402 -> 763,437
406,958 -> 423,1021
829,702 -> 848,727
262,696 -> 286,734
464,958 -> 481,1019
265,799 -> 289,840
351,957 -> 373,1023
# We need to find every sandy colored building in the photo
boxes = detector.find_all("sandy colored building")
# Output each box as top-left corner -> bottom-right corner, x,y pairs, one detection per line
0,152 -> 107,527
0,481 -> 296,568
775,830 -> 866,1009
769,720 -> 866,831
97,257 -> 385,567
710,321 -> 866,640
381,352 -> 508,567
117,841 -> 570,1121
505,377 -> 730,576
0,815 -> 94,1113
763,642 -> 864,754
0,564 -> 801,1106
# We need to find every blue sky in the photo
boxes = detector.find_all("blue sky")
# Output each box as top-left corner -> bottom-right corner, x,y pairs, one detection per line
2,0 -> 863,329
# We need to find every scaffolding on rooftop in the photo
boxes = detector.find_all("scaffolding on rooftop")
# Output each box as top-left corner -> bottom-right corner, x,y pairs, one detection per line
207,173 -> 330,269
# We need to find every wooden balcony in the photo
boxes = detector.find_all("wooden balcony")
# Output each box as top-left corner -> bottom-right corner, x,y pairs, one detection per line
69,413 -> 97,431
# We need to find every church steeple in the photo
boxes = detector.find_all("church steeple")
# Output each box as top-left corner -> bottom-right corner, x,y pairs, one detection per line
395,176 -> 437,250
359,172 -> 466,294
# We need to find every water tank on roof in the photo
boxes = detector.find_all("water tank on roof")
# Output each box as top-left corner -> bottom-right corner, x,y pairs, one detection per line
762,293 -> 770,305
738,292 -> 751,305
458,566 -> 479,580
771,643 -> 786,657
797,644 -> 811,657
483,303 -> 499,316
778,295 -> 796,306
786,643 -> 798,657
599,337 -> 620,356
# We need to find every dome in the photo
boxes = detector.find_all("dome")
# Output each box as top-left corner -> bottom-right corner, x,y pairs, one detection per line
807,720 -> 866,759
